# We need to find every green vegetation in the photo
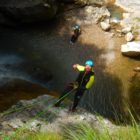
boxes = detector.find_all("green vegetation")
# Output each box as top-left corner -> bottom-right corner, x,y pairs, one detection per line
3,131 -> 62,140
2,121 -> 140,140
62,123 -> 140,140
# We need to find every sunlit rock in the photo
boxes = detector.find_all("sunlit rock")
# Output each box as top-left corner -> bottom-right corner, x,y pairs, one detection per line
123,13 -> 130,19
84,6 -> 110,24
121,41 -> 140,57
100,21 -> 111,31
115,0 -> 140,13
110,17 -> 120,24
125,32 -> 134,42
121,26 -> 132,34
120,18 -> 132,28
134,67 -> 140,72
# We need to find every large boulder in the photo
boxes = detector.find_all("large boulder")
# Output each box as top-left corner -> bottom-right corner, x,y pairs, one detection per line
0,0 -> 58,25
115,0 -> 140,13
121,41 -> 140,57
0,94 -> 116,135
115,1 -> 140,37
84,6 -> 110,24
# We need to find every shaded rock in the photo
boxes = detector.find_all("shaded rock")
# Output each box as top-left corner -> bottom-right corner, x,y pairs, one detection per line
121,41 -> 140,57
60,0 -> 75,3
125,32 -> 134,42
0,0 -> 58,25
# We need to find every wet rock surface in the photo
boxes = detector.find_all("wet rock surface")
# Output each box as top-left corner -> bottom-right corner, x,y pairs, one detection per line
0,95 -> 117,136
0,0 -> 58,25
121,41 -> 140,57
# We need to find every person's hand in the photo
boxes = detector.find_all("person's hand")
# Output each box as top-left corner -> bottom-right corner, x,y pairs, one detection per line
73,64 -> 77,69
73,82 -> 79,89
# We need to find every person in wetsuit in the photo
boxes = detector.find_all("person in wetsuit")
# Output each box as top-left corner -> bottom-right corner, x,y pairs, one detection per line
70,25 -> 81,45
54,60 -> 95,112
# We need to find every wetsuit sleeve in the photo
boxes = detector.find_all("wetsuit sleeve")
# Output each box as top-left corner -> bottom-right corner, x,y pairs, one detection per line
76,64 -> 85,71
85,75 -> 94,89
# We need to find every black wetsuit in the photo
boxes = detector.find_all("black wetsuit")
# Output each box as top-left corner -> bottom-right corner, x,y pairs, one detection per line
55,69 -> 94,110
70,28 -> 81,43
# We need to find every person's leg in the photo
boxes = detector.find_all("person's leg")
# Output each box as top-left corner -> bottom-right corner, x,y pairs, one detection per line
70,35 -> 75,45
71,88 -> 85,111
54,83 -> 74,106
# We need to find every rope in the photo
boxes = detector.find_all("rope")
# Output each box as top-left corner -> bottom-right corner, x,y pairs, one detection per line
3,87 -> 77,139
55,87 -> 77,104
1,87 -> 76,117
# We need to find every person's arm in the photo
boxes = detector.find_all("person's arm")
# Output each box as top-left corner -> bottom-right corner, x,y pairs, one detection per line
85,75 -> 94,89
73,64 -> 85,71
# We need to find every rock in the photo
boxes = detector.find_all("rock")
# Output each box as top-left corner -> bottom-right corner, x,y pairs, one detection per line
115,1 -> 140,35
133,67 -> 140,72
2,118 -> 24,130
28,120 -> 42,131
116,29 -> 122,33
121,41 -> 140,57
110,17 -> 120,24
0,94 -> 117,136
119,13 -> 140,36
100,21 -> 111,31
125,32 -> 134,42
115,0 -> 140,13
120,18 -> 132,28
84,6 -> 111,24
136,34 -> 140,41
105,0 -> 116,5
123,13 -> 130,19
118,33 -> 122,37
122,26 -> 132,34
74,0 -> 106,5
0,0 -> 58,25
